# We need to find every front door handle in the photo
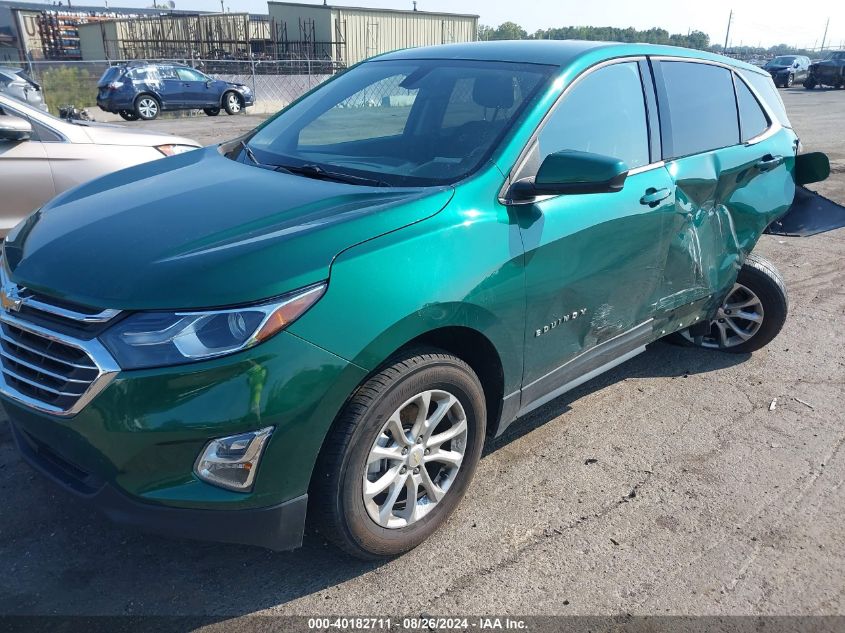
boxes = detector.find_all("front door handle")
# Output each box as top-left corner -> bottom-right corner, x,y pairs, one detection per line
755,154 -> 784,172
640,187 -> 671,207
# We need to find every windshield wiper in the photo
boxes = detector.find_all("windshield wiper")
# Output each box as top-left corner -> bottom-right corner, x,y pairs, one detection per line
239,141 -> 292,172
275,163 -> 390,187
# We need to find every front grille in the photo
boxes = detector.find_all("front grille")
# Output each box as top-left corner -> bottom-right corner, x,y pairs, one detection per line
0,321 -> 100,412
0,315 -> 119,416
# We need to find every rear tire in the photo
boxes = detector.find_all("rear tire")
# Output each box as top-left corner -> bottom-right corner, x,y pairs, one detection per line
804,78 -> 816,89
118,109 -> 138,121
673,253 -> 788,354
203,107 -> 220,116
134,95 -> 160,120
310,350 -> 486,559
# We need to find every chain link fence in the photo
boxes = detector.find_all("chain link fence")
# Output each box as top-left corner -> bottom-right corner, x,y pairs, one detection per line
4,59 -> 344,115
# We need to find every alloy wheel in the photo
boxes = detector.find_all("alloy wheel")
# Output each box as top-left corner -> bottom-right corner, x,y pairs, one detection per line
138,98 -> 158,119
363,389 -> 468,529
227,93 -> 242,113
681,283 -> 765,349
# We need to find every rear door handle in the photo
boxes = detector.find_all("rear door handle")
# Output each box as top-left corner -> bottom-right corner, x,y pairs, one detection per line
755,154 -> 783,172
640,187 -> 671,207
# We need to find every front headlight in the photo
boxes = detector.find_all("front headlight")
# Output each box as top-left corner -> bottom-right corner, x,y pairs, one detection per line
100,282 -> 325,369
156,144 -> 198,156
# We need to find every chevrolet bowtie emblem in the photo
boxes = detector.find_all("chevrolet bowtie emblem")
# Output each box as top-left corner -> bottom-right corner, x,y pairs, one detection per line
0,287 -> 23,313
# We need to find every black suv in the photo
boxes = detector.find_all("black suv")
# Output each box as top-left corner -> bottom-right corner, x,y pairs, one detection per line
805,51 -> 845,89
96,62 -> 254,121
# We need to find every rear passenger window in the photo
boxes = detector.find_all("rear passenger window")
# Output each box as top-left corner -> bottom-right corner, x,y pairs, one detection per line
738,69 -> 791,129
735,77 -> 770,141
538,62 -> 649,169
660,61 -> 739,158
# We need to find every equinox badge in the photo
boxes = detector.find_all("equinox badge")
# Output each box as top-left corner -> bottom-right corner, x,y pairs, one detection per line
535,309 -> 587,337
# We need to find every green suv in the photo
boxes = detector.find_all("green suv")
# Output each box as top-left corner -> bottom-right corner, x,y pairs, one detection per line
0,41 -> 826,559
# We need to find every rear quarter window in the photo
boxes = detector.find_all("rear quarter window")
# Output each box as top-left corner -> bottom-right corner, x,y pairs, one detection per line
735,76 -> 770,141
738,69 -> 792,129
659,61 -> 739,158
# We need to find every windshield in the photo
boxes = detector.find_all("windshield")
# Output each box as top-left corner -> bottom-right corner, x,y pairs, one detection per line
770,56 -> 796,65
246,59 -> 555,187
823,51 -> 845,61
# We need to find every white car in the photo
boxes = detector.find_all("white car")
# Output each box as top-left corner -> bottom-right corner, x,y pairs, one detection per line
0,93 -> 200,236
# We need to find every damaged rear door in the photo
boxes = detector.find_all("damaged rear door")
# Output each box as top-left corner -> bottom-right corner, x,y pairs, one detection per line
650,59 -> 797,319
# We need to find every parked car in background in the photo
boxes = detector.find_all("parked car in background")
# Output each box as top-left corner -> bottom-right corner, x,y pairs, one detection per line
763,55 -> 810,87
0,92 -> 200,235
96,62 -> 254,121
0,41 -> 829,559
804,51 -> 845,89
0,66 -> 46,111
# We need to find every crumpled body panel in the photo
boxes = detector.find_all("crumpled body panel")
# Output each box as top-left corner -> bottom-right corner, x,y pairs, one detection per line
655,134 -> 795,318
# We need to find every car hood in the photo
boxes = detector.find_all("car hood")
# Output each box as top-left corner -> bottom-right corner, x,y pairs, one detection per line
4,147 -> 454,310
79,122 -> 200,148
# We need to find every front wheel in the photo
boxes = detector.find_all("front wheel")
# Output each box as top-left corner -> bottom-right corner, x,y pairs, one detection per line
223,91 -> 243,115
786,73 -> 794,88
804,78 -> 816,89
310,351 -> 487,559
678,254 -> 788,354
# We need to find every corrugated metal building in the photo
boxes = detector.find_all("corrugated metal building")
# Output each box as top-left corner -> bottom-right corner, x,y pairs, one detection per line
0,1 -> 201,60
267,1 -> 478,66
78,13 -> 270,61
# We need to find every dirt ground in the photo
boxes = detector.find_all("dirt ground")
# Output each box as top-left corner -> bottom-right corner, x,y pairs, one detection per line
0,87 -> 843,621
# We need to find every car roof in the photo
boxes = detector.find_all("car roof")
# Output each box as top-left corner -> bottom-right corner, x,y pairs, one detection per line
375,40 -> 766,75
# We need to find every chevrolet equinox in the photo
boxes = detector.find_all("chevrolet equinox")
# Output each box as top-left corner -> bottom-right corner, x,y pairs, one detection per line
0,41 -> 829,559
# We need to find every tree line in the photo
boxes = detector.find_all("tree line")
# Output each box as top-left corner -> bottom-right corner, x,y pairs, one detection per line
476,23 -> 817,58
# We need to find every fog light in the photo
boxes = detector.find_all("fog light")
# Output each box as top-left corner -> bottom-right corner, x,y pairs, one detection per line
194,427 -> 274,492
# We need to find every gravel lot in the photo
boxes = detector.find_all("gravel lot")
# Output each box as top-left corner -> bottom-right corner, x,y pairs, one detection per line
1,88 -> 843,621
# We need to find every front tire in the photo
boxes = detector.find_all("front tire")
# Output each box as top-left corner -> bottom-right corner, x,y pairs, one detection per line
223,91 -> 243,115
786,73 -> 794,88
310,350 -> 487,559
804,78 -> 816,89
678,253 -> 788,354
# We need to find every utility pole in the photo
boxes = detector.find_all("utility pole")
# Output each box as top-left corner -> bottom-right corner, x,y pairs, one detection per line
819,17 -> 829,52
220,0 -> 225,13
723,9 -> 733,51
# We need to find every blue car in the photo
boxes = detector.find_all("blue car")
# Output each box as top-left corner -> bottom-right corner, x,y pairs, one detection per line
96,62 -> 254,121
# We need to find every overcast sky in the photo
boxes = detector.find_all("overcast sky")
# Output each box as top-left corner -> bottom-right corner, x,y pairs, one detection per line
86,0 -> 845,50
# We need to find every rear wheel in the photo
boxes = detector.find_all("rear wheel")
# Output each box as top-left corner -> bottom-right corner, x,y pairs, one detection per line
310,350 -> 486,559
677,254 -> 788,354
134,95 -> 160,120
223,91 -> 243,115
203,107 -> 220,116
118,109 -> 138,121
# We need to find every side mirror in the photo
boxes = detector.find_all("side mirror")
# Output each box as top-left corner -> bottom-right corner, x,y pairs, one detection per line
509,150 -> 629,201
0,115 -> 32,142
795,151 -> 830,185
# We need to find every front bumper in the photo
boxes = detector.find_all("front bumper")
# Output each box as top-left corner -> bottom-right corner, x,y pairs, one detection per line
2,330 -> 367,550
12,421 -> 307,550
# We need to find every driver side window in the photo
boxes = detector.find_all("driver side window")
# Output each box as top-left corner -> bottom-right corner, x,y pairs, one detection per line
537,62 -> 650,170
